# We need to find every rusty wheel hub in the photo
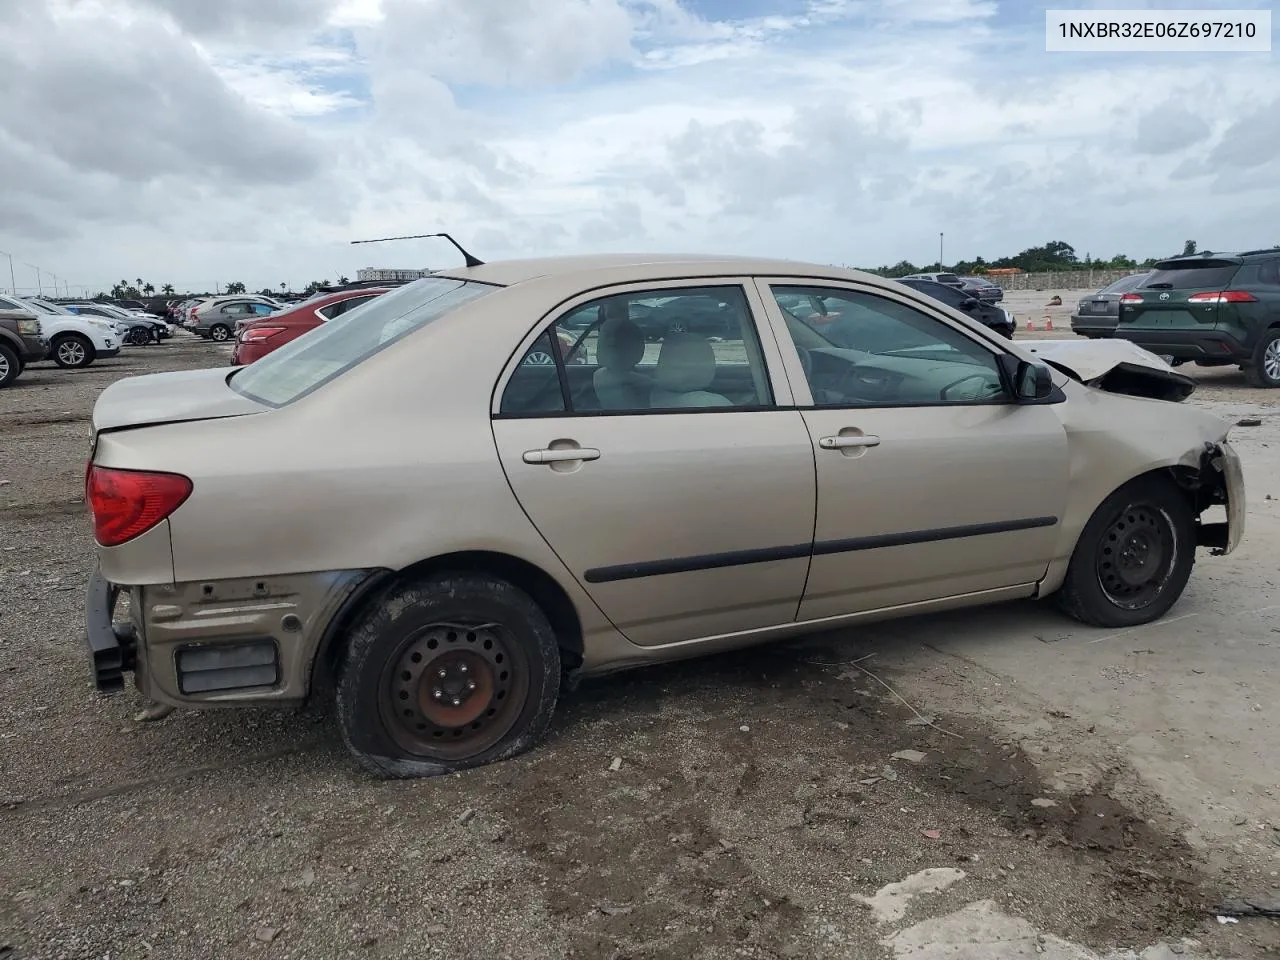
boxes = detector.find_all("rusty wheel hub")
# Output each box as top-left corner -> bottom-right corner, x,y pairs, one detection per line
381,623 -> 527,760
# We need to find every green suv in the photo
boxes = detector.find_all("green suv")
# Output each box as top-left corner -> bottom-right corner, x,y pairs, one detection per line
1113,250 -> 1280,387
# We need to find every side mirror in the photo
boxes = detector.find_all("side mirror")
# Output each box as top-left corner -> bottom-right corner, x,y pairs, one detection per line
960,298 -> 978,310
999,356 -> 1054,401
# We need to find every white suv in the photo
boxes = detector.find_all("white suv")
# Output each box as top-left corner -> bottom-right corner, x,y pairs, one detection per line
16,297 -> 121,368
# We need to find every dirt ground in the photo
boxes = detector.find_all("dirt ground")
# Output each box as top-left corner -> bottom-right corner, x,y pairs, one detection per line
3,310 -> 1280,959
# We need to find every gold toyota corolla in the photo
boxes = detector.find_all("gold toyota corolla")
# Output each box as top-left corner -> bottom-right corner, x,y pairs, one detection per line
84,254 -> 1245,778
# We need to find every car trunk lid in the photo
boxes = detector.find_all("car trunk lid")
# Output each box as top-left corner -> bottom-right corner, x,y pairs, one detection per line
1116,259 -> 1240,332
91,367 -> 268,435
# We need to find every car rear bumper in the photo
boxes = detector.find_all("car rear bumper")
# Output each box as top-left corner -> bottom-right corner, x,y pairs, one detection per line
1112,327 -> 1246,361
1069,312 -> 1119,334
231,341 -> 271,365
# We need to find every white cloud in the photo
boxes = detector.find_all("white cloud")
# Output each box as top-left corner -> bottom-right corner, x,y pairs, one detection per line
0,0 -> 1278,296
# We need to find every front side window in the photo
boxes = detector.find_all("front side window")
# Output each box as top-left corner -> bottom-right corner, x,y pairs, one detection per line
233,276 -> 496,407
499,284 -> 774,416
771,286 -> 1008,407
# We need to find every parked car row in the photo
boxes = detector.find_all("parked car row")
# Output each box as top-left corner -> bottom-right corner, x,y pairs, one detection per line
0,293 -> 171,386
901,272 -> 1004,303
1072,248 -> 1280,387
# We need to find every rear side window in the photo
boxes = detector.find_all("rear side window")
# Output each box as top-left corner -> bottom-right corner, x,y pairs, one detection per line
1145,263 -> 1240,290
232,277 -> 496,407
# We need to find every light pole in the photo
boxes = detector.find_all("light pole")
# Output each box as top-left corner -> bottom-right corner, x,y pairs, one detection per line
939,232 -> 944,270
0,250 -> 15,294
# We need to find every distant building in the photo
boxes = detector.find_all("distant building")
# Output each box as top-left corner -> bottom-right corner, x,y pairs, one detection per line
356,267 -> 435,282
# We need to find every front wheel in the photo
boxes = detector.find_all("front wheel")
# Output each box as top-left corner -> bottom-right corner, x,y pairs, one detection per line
1055,476 -> 1195,628
336,573 -> 561,779
1243,328 -> 1280,388
127,326 -> 151,346
52,334 -> 95,368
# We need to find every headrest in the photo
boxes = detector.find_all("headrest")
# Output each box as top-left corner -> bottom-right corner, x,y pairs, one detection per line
654,333 -> 716,393
597,317 -> 645,369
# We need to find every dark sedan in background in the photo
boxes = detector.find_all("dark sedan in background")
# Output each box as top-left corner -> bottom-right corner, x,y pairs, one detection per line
897,278 -> 1015,338
959,275 -> 1003,302
1069,272 -> 1153,339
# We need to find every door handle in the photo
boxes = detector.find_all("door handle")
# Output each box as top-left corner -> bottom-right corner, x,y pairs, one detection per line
819,435 -> 880,450
522,447 -> 601,464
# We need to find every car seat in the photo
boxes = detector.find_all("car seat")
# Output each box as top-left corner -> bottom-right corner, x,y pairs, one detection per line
651,334 -> 732,408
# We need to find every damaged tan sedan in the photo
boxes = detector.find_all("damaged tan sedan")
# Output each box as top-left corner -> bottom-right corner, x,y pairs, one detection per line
84,255 -> 1245,777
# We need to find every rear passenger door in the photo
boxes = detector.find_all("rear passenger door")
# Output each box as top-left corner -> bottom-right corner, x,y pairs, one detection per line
491,280 -> 817,647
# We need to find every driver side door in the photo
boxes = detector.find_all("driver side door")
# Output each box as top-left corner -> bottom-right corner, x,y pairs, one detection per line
755,279 -> 1070,620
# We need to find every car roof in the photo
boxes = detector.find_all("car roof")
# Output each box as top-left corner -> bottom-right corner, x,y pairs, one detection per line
432,252 -> 866,287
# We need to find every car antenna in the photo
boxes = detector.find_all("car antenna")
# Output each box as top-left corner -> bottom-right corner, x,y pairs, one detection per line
349,232 -> 485,268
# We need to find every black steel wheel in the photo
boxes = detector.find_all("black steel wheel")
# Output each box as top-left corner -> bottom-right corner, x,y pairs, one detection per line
336,573 -> 561,778
1056,476 -> 1195,628
127,326 -> 151,346
380,622 -> 530,761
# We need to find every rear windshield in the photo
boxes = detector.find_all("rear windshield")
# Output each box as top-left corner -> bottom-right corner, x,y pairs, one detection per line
1144,263 -> 1239,290
1096,273 -> 1145,295
231,276 -> 497,407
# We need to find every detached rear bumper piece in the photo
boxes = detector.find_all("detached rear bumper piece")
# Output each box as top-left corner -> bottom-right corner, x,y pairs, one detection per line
85,568 -> 137,693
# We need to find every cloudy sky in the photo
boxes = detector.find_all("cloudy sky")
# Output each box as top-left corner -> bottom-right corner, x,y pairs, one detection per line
0,0 -> 1276,296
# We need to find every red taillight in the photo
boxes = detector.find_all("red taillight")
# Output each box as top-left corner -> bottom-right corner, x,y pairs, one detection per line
1120,293 -> 1143,303
242,325 -> 287,343
1187,290 -> 1258,304
86,465 -> 193,547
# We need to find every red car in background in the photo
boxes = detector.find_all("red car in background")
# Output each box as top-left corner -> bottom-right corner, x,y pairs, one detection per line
232,288 -> 391,364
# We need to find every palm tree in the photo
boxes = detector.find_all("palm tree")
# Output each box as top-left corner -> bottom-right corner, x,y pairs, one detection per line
338,275 -> 350,285
226,281 -> 246,295
143,283 -> 155,296
162,284 -> 175,296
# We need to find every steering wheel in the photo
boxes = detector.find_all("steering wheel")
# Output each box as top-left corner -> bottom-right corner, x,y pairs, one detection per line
939,372 -> 1001,403
835,363 -> 902,403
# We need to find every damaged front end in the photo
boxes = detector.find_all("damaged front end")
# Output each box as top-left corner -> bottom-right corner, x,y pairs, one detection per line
1177,441 -> 1246,556
1020,339 -> 1196,402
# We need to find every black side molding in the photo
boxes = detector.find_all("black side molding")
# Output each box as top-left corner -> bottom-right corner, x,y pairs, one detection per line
813,516 -> 1058,556
584,543 -> 812,584
583,516 -> 1059,584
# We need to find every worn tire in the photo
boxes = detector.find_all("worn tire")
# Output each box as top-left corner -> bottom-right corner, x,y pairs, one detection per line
51,334 -> 95,369
0,344 -> 19,388
1055,476 -> 1196,629
335,573 -> 561,779
1242,328 -> 1280,388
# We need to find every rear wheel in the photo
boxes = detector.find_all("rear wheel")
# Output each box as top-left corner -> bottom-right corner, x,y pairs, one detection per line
52,334 -> 95,368
209,324 -> 232,342
335,573 -> 561,779
1055,476 -> 1195,628
0,344 -> 18,387
1243,328 -> 1280,388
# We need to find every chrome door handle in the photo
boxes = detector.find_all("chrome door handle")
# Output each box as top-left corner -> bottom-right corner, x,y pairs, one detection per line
522,447 -> 602,464
819,435 -> 880,450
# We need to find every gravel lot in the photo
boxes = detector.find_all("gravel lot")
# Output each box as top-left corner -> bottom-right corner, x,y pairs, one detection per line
3,312 -> 1279,959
